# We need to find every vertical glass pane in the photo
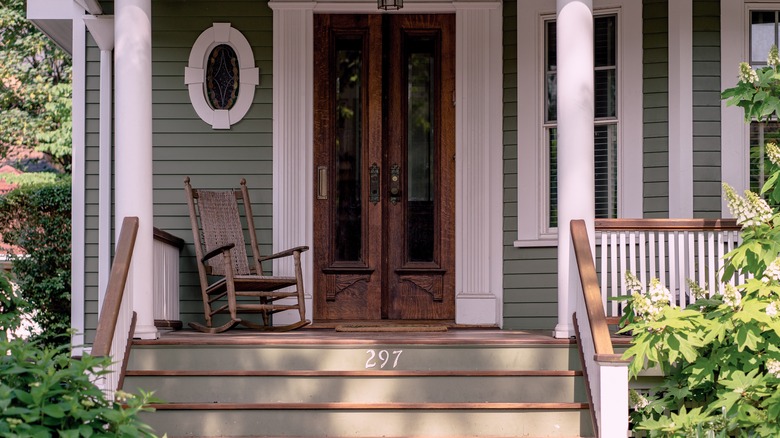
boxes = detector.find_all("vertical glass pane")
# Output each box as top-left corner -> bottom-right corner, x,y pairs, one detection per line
750,121 -> 780,193
594,16 -> 616,68
595,124 -> 618,219
595,69 -> 616,118
545,21 -> 557,123
335,39 -> 363,262
407,37 -> 436,262
206,44 -> 239,110
549,127 -> 558,228
752,11 -> 777,65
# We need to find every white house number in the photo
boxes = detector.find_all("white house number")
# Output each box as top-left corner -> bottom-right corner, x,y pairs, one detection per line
365,349 -> 403,369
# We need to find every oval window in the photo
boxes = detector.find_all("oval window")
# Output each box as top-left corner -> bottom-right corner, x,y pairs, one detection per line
206,44 -> 240,110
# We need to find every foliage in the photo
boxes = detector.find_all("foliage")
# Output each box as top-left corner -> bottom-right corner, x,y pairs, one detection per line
618,46 -> 780,437
0,181 -> 71,347
0,283 -> 161,438
0,0 -> 72,172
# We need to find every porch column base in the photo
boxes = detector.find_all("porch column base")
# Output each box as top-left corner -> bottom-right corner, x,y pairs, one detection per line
456,294 -> 498,326
553,321 -> 574,339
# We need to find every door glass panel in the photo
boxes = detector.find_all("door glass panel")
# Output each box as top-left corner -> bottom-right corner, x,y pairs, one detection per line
335,38 -> 363,262
406,37 -> 436,262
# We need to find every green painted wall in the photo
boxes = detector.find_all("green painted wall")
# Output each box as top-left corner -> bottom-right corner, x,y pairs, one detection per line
151,1 -> 275,326
502,0 -> 558,330
643,0 -> 669,218
84,34 -> 101,343
692,0 -> 722,217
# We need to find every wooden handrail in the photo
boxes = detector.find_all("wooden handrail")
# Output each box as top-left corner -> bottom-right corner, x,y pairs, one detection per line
92,217 -> 139,357
570,220 -> 615,357
595,218 -> 739,231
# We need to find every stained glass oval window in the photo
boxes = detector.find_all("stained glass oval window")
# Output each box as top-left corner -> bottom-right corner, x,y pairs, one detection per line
206,44 -> 240,110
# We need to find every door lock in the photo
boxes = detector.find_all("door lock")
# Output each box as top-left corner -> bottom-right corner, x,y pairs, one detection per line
390,164 -> 401,205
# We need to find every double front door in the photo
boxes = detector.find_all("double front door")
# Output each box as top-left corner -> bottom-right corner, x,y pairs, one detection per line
313,14 -> 455,321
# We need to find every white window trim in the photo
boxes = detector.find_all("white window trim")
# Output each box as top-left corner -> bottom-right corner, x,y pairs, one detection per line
184,23 -> 259,129
721,2 -> 780,216
515,0 -> 643,247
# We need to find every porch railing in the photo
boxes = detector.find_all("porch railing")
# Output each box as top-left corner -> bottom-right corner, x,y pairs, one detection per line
92,216 -> 138,396
595,218 -> 741,317
152,228 -> 185,330
571,219 -> 630,438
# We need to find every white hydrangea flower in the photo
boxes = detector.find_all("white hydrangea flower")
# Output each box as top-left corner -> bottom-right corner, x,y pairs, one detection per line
764,258 -> 780,283
625,272 -> 643,294
630,277 -> 671,320
767,301 -> 779,319
723,284 -> 743,310
767,359 -> 780,378
769,45 -> 780,68
687,279 -> 709,301
739,62 -> 760,84
767,142 -> 780,166
723,183 -> 773,228
629,389 -> 649,410
648,278 -> 672,306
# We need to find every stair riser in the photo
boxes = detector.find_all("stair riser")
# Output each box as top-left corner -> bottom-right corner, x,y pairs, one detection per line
141,409 -> 593,437
124,375 -> 586,404
128,345 -> 581,372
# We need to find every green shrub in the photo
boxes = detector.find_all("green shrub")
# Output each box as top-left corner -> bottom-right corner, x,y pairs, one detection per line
620,46 -> 780,437
0,180 -> 71,347
0,275 -> 161,438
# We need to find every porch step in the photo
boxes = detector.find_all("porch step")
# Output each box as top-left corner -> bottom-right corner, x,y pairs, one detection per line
123,331 -> 593,437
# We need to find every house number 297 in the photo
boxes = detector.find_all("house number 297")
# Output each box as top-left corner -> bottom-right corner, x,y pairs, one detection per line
365,349 -> 403,369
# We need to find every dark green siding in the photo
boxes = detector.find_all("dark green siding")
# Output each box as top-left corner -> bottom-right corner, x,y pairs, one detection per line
151,1 -> 274,325
643,0 -> 669,217
692,0 -> 722,217
502,0 -> 558,330
84,34 -> 101,343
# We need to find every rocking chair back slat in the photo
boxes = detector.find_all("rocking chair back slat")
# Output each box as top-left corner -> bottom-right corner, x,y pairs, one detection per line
197,190 -> 251,276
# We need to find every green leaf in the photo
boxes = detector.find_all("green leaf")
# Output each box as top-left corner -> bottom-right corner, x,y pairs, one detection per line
42,403 -> 65,419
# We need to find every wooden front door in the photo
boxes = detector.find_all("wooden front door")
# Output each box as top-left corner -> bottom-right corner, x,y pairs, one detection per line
313,14 -> 455,322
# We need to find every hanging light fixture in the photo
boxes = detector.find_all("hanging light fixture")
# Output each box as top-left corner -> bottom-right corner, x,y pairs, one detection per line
377,0 -> 403,10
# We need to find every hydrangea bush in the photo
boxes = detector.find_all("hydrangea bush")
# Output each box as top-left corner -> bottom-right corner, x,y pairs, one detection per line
620,47 -> 780,437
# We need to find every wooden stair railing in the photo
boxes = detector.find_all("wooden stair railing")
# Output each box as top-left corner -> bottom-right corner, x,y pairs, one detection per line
571,219 -> 629,438
92,216 -> 139,357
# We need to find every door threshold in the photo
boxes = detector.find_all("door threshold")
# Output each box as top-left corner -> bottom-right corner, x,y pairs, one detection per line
307,320 -> 499,330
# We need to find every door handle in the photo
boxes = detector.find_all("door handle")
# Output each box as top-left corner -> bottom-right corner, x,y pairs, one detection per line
369,163 -> 380,205
390,164 -> 401,205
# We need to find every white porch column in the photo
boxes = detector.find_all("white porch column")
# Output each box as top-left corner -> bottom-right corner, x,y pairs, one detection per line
115,0 -> 157,339
555,0 -> 594,338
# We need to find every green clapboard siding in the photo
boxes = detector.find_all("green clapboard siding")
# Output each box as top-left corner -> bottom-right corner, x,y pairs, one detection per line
84,34 -> 101,343
692,0 -> 722,217
643,0 -> 669,218
151,0 -> 274,327
82,0 -> 276,333
502,0 -> 558,330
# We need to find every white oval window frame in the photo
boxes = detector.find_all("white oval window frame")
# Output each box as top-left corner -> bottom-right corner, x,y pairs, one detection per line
184,23 -> 259,129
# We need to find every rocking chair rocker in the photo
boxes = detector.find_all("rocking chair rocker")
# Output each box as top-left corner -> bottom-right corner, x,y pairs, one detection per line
184,177 -> 310,333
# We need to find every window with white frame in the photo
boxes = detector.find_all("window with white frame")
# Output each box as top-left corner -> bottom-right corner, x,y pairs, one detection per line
544,14 -> 618,228
515,0 -> 642,246
749,11 -> 780,193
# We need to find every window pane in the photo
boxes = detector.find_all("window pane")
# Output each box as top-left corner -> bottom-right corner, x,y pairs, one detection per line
549,127 -> 558,228
594,16 -> 616,68
595,124 -> 618,219
407,37 -> 436,263
335,38 -> 363,262
750,121 -> 780,193
752,11 -> 777,65
545,21 -> 557,123
595,69 -> 616,118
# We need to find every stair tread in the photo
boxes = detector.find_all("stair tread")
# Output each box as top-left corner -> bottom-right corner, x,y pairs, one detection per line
149,402 -> 590,410
126,369 -> 583,377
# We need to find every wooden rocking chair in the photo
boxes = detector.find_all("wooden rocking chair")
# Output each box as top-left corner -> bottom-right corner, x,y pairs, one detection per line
184,177 -> 310,333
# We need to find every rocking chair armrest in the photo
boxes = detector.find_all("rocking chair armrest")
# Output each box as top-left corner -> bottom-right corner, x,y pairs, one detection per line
258,245 -> 310,262
202,243 -> 236,263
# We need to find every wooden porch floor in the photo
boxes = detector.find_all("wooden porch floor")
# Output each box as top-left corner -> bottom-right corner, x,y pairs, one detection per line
134,327 -> 605,346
